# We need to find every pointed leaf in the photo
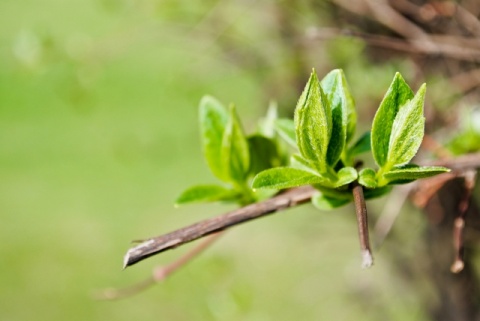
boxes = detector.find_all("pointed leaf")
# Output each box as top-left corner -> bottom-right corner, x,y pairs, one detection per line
312,192 -> 350,210
199,96 -> 229,181
221,105 -> 250,184
387,84 -> 426,166
274,118 -> 297,148
334,166 -> 358,187
383,165 -> 449,183
320,69 -> 353,166
371,73 -> 414,167
175,185 -> 238,206
252,167 -> 325,190
358,168 -> 377,188
294,70 -> 331,172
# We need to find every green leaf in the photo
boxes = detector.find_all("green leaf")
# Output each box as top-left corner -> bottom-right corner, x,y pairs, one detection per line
348,131 -> 371,157
334,166 -> 357,187
345,83 -> 357,144
274,118 -> 297,148
371,73 -> 414,167
358,168 -> 377,188
312,192 -> 350,210
383,165 -> 449,183
247,135 -> 282,176
294,70 -> 331,172
252,167 -> 325,190
199,96 -> 229,181
175,184 -> 238,206
320,69 -> 353,166
386,84 -> 426,166
221,105 -> 250,184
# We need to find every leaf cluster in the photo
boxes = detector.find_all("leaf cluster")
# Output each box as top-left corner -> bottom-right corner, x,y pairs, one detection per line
252,70 -> 449,209
176,98 -> 288,207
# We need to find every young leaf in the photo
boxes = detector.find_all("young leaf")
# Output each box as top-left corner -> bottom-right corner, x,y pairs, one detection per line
386,84 -> 426,167
320,69 -> 351,166
247,135 -> 282,176
334,166 -> 358,187
252,167 -> 325,190
383,165 -> 449,183
175,184 -> 238,206
294,70 -> 331,173
312,192 -> 350,210
371,73 -> 414,167
199,96 -> 229,181
221,105 -> 250,184
358,168 -> 377,188
274,118 -> 297,148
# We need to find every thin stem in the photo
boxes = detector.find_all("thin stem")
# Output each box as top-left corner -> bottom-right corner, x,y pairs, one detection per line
124,186 -> 316,268
352,182 -> 373,268
451,170 -> 477,273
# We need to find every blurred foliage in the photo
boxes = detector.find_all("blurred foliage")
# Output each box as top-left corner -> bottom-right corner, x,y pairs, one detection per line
1,1 -> 478,321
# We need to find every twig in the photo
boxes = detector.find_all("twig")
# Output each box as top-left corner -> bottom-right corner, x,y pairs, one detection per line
124,153 -> 480,268
308,26 -> 480,63
352,182 -> 373,268
451,170 -> 477,273
327,0 -> 480,62
96,232 -> 225,300
425,152 -> 480,171
124,185 -> 316,268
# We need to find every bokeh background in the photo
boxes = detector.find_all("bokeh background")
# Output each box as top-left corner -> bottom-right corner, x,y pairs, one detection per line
2,1 -> 480,321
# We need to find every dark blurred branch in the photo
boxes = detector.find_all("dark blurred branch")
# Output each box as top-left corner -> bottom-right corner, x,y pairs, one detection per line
307,27 -> 480,62
327,0 -> 480,62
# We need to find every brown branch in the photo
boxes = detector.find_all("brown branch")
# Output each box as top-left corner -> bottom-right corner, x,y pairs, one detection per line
451,170 -> 477,273
306,27 -> 480,62
352,182 -> 373,267
124,185 -> 316,268
124,153 -> 480,269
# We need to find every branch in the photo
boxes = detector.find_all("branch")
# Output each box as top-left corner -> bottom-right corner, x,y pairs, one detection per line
124,153 -> 480,268
352,182 -> 373,267
124,185 -> 316,268
451,170 -> 477,273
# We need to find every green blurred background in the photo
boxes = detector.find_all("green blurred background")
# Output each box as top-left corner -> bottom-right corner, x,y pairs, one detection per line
0,1 -> 448,320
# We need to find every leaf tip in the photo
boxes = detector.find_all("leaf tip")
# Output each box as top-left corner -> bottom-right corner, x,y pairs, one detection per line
417,83 -> 427,96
